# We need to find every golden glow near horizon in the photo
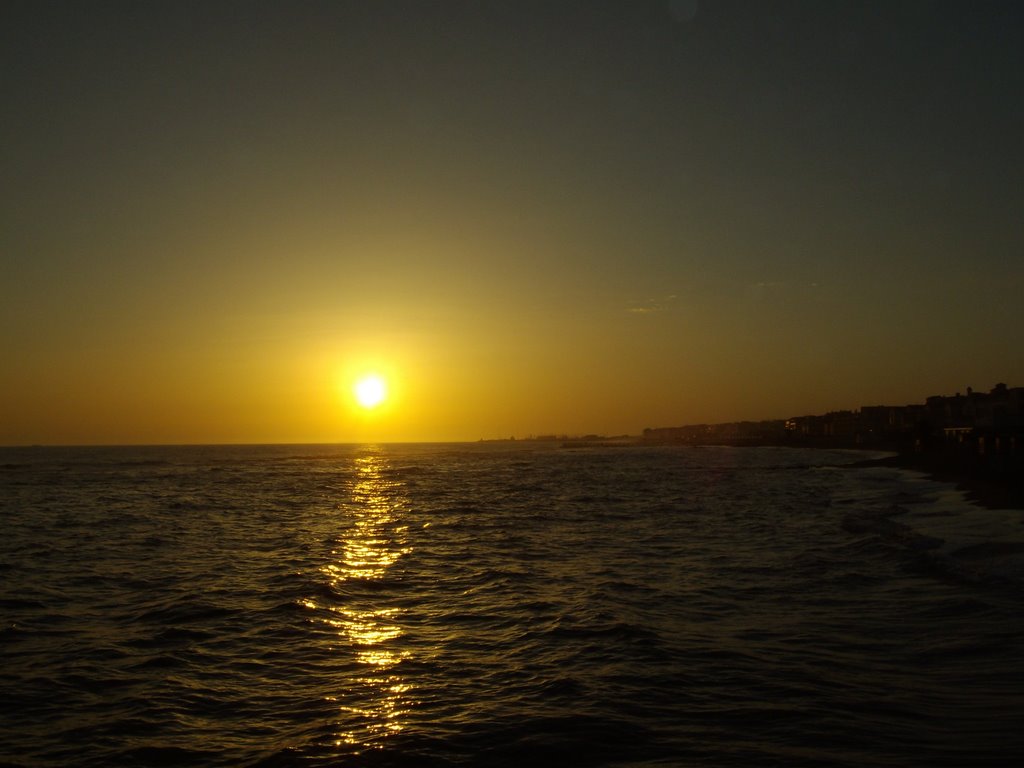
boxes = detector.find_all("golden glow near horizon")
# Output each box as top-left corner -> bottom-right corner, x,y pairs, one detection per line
3,4 -> 1023,446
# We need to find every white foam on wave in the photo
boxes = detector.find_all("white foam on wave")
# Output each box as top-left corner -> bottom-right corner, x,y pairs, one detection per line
897,486 -> 1024,581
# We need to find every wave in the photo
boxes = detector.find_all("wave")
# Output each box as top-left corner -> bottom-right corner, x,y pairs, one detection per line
4,444 -> 1024,767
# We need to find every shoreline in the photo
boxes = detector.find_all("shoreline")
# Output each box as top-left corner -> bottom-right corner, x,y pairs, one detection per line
849,450 -> 1024,511
634,435 -> 1023,511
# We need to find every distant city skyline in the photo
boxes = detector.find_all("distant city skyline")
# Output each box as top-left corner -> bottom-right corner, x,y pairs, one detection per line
642,380 -> 1024,444
3,1 -> 1023,444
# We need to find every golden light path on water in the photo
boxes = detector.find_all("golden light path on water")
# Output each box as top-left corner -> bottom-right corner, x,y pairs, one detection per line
305,449 -> 414,751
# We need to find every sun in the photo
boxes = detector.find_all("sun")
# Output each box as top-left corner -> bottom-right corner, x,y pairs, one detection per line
353,374 -> 388,409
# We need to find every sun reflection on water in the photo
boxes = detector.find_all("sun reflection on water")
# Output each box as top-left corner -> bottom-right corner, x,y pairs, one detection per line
305,448 -> 413,751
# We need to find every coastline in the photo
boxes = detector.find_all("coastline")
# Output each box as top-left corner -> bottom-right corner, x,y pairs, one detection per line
850,450 -> 1024,511
536,433 -> 1024,512
634,435 -> 1023,511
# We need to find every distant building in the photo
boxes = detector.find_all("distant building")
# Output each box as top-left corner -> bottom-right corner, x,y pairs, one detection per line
646,383 -> 1022,454
642,420 -> 785,444
925,384 -> 1024,433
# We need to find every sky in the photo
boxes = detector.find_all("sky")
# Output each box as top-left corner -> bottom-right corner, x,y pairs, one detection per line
2,0 -> 1023,444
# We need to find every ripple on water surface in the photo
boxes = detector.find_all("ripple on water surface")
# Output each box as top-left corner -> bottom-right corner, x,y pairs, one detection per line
2,443 -> 1024,766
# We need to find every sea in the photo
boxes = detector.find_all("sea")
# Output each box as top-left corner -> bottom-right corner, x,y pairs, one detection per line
3,442 -> 1024,767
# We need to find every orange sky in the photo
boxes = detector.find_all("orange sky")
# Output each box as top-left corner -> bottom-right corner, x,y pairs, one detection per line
2,2 -> 1022,444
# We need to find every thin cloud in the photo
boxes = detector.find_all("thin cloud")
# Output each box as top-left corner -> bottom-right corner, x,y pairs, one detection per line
628,294 -> 677,314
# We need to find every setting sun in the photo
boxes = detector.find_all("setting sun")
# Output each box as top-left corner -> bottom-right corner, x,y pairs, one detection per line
354,375 -> 388,409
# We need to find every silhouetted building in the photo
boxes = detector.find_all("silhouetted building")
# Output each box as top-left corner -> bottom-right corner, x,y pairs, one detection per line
647,383 -> 1022,454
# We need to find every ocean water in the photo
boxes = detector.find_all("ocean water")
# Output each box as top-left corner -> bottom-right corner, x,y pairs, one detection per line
2,443 -> 1024,767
